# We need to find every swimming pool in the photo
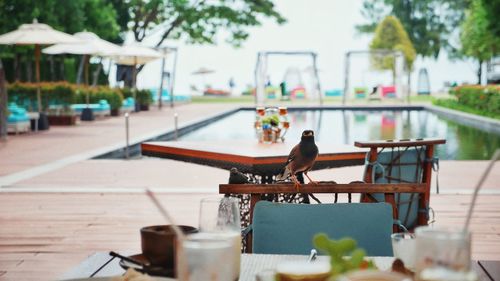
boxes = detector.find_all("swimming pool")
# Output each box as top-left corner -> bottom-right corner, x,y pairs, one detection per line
179,108 -> 500,160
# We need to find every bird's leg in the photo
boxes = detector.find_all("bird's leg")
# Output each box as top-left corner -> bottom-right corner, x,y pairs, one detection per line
304,172 -> 318,185
291,174 -> 301,191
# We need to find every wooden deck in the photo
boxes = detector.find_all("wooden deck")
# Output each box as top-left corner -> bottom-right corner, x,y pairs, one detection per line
0,192 -> 499,281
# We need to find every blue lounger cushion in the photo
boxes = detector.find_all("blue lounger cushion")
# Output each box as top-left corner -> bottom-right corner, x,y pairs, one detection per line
7,103 -> 29,122
252,201 -> 393,256
71,100 -> 110,112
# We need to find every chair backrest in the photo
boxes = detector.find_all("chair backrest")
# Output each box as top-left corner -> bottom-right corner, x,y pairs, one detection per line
252,201 -> 393,256
355,138 -> 445,230
366,148 -> 425,229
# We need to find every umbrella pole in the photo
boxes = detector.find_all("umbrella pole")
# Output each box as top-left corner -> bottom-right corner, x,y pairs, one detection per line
35,44 -> 42,112
84,54 -> 89,86
133,57 -> 137,112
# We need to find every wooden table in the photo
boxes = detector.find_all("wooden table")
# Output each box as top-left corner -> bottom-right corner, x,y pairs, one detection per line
61,252 -> 497,281
141,141 -> 368,176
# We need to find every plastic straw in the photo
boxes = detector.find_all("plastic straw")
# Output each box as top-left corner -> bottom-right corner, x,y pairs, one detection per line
463,149 -> 500,232
145,189 -> 187,241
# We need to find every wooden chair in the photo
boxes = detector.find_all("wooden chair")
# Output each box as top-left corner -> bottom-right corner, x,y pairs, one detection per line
354,138 -> 445,230
219,182 -> 426,253
220,138 -> 445,252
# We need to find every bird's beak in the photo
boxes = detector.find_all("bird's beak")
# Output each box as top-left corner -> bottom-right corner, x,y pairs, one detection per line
303,131 -> 314,137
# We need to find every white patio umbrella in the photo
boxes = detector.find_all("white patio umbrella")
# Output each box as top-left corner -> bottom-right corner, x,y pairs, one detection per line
191,67 -> 215,92
110,44 -> 163,109
0,19 -> 80,112
42,32 -> 121,109
42,31 -> 120,57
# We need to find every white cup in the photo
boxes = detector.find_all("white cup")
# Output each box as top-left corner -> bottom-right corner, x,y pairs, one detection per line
176,233 -> 233,281
391,232 -> 416,270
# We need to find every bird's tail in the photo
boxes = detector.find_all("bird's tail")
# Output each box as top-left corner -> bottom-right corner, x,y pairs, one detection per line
276,165 -> 291,182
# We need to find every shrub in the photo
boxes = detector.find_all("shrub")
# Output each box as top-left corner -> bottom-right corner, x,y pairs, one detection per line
137,89 -> 153,105
119,87 -> 152,106
7,82 -> 124,111
7,81 -> 76,111
449,85 -> 500,117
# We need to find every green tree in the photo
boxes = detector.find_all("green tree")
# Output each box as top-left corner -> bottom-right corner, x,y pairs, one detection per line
0,0 -> 120,81
110,0 -> 286,48
480,0 -> 500,39
0,0 -> 119,41
460,0 -> 500,84
370,16 -> 416,86
357,0 -> 468,58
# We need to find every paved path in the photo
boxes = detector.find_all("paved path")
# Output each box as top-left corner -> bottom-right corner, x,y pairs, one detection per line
0,104 -> 236,186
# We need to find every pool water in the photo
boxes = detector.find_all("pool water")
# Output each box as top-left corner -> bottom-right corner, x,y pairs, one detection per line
180,109 -> 500,160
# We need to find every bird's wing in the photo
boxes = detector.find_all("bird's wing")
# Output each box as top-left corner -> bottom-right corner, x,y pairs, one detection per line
276,144 -> 299,181
285,144 -> 299,165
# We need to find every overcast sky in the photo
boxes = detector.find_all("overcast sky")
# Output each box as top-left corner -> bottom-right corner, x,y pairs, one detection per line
112,0 -> 480,96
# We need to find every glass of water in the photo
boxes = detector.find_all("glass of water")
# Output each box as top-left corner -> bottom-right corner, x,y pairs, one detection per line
176,233 -> 233,281
391,232 -> 416,270
199,197 -> 241,281
414,226 -> 477,281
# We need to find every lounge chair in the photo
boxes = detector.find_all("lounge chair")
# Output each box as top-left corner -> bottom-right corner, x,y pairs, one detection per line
120,97 -> 135,114
71,100 -> 110,118
7,103 -> 30,134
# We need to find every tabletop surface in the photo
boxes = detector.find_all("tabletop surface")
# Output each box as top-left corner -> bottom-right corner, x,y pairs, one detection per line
142,141 -> 368,159
61,252 -> 496,281
141,141 -> 368,175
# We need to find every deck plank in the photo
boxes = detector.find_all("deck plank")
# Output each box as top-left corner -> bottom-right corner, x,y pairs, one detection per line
0,192 -> 499,281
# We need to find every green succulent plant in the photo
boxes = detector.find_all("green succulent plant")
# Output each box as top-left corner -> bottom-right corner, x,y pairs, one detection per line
313,233 -> 376,278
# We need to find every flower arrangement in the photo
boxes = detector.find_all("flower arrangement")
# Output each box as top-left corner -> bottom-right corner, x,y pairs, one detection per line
254,106 -> 289,143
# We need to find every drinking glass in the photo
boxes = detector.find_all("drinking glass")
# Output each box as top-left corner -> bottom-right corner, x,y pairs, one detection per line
199,197 -> 241,281
176,232 -> 233,281
391,232 -> 416,270
414,226 -> 477,281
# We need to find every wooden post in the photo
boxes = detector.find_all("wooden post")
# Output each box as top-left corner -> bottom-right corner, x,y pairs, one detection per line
84,55 -> 89,86
419,144 -> 435,226
342,52 -> 350,105
35,44 -> 42,112
0,59 -> 7,141
361,147 -> 378,203
158,55 -> 165,110
246,194 -> 260,253
133,57 -> 138,111
312,53 -> 323,105
170,48 -> 177,109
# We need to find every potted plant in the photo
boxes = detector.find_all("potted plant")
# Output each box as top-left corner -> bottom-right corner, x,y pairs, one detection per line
137,89 -> 153,111
47,105 -> 77,125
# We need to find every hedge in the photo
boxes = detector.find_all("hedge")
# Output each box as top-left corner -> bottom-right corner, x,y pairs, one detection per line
7,82 -> 124,111
448,85 -> 500,117
7,82 -> 76,111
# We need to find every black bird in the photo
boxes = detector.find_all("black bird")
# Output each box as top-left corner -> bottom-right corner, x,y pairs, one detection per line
228,167 -> 250,184
276,130 -> 319,190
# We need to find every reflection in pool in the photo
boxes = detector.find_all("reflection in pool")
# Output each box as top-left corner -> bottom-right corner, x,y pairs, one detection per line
179,109 -> 500,160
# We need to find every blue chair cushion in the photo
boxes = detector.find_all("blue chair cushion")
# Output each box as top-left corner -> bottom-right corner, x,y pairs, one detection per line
252,201 -> 393,256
